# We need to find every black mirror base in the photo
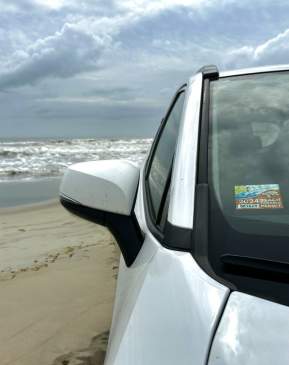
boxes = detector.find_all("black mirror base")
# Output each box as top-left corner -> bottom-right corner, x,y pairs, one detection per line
60,196 -> 144,267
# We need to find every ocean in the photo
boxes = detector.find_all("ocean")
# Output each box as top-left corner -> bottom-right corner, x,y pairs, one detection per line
0,138 -> 152,207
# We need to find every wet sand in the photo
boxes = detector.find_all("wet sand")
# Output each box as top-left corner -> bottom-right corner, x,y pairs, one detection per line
0,201 -> 119,365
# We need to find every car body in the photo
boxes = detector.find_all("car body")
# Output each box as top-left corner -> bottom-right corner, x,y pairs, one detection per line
60,64 -> 289,365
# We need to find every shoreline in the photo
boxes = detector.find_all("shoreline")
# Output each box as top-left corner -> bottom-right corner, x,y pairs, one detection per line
0,198 -> 59,214
0,200 -> 119,364
0,177 -> 61,208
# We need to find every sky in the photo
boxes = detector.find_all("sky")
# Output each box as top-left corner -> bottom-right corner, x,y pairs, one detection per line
1,0 -> 289,139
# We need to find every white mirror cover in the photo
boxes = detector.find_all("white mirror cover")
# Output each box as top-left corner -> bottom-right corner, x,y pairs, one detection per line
60,160 -> 140,216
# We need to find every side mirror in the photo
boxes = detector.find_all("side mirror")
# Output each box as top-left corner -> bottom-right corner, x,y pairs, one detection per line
59,160 -> 143,266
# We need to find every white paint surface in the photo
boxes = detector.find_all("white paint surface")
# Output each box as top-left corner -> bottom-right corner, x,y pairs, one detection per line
209,292 -> 289,365
60,160 -> 140,215
105,165 -> 229,365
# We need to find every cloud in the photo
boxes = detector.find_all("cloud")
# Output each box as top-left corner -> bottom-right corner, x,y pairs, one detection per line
254,28 -> 289,65
34,0 -> 65,9
0,0 -> 217,90
0,22 -> 113,89
116,0 -> 210,16
0,0 -> 72,12
228,28 -> 289,68
0,0 -> 41,13
1,0 -> 289,91
2,0 -> 289,139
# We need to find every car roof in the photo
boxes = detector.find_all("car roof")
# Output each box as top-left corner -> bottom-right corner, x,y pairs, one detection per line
187,64 -> 289,87
219,64 -> 289,78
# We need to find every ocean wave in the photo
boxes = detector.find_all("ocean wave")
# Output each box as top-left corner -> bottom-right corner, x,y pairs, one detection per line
0,138 -> 152,181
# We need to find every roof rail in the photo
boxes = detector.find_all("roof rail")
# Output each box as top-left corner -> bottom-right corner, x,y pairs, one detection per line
197,65 -> 219,80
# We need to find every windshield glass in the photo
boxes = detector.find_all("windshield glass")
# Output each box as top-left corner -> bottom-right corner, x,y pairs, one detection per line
208,71 -> 289,305
211,72 -> 289,231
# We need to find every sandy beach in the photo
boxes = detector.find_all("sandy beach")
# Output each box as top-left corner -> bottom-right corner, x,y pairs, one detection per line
0,201 -> 119,365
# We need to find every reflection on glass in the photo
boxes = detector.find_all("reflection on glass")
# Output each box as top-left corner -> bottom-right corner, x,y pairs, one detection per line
210,72 -> 289,233
148,92 -> 185,218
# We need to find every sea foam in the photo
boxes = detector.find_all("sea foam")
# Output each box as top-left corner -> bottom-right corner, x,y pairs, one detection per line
0,138 -> 152,181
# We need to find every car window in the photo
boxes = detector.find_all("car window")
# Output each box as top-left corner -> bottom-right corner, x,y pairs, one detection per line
210,72 -> 289,232
147,91 -> 185,222
207,71 -> 289,305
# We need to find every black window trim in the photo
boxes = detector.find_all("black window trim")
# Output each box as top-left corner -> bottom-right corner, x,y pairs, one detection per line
194,69 -> 289,308
143,65 -> 218,253
192,68 -> 232,285
145,84 -> 187,179
192,76 -> 228,284
143,84 -> 193,250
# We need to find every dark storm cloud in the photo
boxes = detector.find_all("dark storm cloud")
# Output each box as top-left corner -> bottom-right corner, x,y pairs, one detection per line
0,22 -> 113,90
1,0 -> 289,138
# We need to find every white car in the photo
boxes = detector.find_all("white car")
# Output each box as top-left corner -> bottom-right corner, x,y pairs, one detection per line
60,64 -> 289,365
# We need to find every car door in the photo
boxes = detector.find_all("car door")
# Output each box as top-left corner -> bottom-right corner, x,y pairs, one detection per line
104,73 -> 229,365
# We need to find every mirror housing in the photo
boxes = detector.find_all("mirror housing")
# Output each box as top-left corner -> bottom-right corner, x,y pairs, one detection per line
59,160 -> 143,266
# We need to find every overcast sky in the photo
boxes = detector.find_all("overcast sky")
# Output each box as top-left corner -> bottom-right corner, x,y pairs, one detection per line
1,0 -> 289,139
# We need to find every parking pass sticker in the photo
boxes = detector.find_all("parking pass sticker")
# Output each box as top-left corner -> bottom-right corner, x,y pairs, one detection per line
235,184 -> 284,210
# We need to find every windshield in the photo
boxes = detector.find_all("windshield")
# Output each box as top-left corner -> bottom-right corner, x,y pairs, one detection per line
208,71 -> 289,306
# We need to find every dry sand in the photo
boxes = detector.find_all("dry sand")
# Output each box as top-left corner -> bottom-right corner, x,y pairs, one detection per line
0,201 -> 119,365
